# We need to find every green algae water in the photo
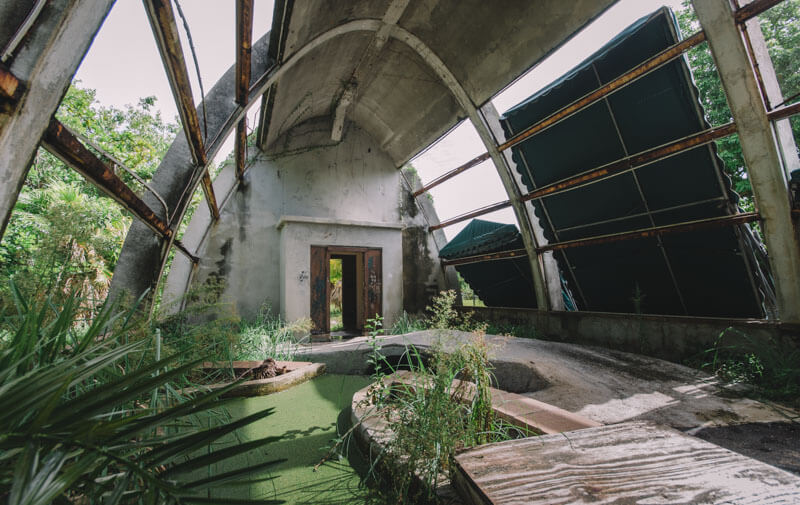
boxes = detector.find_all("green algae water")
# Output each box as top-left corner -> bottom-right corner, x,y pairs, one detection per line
203,374 -> 374,504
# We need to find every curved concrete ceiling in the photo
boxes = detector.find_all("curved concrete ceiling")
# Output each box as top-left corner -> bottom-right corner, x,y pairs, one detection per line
261,0 -> 617,166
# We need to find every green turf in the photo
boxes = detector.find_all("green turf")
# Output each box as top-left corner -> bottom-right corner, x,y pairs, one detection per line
202,374 -> 375,504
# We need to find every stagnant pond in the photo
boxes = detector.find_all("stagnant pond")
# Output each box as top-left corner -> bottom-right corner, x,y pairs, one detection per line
201,374 -> 374,503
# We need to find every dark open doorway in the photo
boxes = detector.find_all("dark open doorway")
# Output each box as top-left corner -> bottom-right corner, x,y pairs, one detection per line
310,246 -> 382,337
330,254 -> 358,334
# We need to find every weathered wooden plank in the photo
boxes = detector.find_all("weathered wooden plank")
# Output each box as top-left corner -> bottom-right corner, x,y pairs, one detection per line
453,421 -> 800,505
309,245 -> 328,334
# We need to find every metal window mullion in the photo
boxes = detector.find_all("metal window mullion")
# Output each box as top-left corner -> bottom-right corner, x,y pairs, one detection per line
514,134 -> 590,309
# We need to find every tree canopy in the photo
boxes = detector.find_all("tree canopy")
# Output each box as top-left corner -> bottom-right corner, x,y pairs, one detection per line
677,0 -> 800,205
0,84 -> 177,306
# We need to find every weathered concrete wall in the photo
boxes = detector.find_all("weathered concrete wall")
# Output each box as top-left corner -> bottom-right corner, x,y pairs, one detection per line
165,117 -> 441,326
459,305 -> 799,363
278,217 -> 402,326
399,167 -> 458,313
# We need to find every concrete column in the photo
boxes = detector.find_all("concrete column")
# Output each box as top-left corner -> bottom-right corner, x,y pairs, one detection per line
740,0 -> 800,177
692,0 -> 800,322
0,0 -> 115,238
482,102 -> 564,311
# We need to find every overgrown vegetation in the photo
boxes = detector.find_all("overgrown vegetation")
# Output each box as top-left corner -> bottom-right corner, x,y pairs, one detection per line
677,0 -> 800,206
358,313 -> 525,503
698,327 -> 800,403
0,84 -> 177,310
154,294 -> 311,368
0,283 -> 284,504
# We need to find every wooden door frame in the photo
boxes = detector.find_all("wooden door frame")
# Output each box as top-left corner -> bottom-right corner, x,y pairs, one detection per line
309,245 -> 382,334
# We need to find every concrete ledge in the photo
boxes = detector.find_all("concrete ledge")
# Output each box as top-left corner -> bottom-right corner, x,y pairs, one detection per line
195,361 -> 325,397
459,306 -> 800,363
276,215 -> 404,230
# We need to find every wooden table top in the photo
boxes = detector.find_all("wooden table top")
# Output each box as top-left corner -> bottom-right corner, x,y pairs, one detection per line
453,421 -> 800,505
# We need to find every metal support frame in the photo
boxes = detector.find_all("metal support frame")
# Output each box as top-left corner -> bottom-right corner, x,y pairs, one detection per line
41,119 -> 172,238
693,0 -> 800,322
235,0 -> 253,180
441,248 -> 528,267
413,153 -> 491,197
409,0 -> 783,203
538,213 -> 760,253
387,24 -> 552,310
739,0 -> 800,177
430,201 -> 513,231
173,239 -> 199,263
143,0 -> 219,221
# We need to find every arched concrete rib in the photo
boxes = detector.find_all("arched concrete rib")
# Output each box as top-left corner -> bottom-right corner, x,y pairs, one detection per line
110,21 -> 384,304
386,24 -> 550,310
111,17 -> 549,311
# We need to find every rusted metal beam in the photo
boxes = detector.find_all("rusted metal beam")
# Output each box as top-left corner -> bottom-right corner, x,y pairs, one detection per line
200,170 -> 220,221
441,248 -> 528,267
173,239 -> 199,263
735,0 -> 785,23
429,200 -> 512,231
413,152 -> 491,197
0,63 -> 23,103
235,0 -> 253,106
520,122 -> 738,203
235,119 -> 247,179
497,31 -> 708,154
537,213 -> 760,253
234,0 -> 253,180
143,0 -> 207,166
767,100 -> 800,121
41,119 -> 172,238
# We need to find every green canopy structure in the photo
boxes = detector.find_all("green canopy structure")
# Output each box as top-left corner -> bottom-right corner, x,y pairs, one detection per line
440,219 -> 577,310
499,7 -> 774,318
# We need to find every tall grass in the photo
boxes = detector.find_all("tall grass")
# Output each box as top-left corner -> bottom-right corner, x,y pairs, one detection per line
362,329 -> 522,503
0,282 -> 284,504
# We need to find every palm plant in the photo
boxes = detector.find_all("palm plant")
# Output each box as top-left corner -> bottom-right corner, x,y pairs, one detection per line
0,283 -> 284,504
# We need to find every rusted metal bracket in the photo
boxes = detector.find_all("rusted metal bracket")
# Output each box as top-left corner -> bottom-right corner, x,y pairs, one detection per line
413,152 -> 492,197
735,0 -> 785,23
768,101 -> 800,122
200,170 -> 220,221
144,0 -> 222,220
429,200 -> 513,231
537,213 -> 760,253
41,118 -> 172,238
173,239 -> 199,263
521,122 -> 738,203
0,63 -> 23,106
441,248 -> 528,267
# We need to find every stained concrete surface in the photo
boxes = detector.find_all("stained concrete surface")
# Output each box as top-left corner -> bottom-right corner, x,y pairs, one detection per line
297,330 -> 799,474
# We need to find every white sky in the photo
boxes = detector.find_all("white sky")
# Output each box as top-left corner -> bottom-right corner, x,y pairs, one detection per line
75,0 -> 685,240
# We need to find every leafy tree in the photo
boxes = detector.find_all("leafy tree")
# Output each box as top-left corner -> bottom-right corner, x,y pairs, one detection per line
676,0 -> 800,205
0,83 -> 177,306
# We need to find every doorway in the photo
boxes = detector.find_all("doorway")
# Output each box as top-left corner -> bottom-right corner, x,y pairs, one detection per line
310,246 -> 382,336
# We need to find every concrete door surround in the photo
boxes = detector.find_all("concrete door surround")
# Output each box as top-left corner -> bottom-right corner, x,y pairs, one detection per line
278,216 -> 402,329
